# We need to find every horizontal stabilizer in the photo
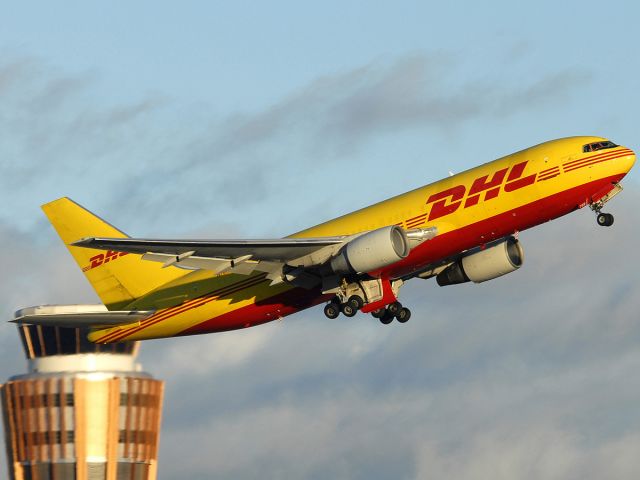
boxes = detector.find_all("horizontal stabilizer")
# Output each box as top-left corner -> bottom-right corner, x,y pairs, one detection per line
12,304 -> 154,328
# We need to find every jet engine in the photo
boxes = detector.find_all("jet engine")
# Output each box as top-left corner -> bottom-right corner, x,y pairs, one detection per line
436,237 -> 524,286
330,226 -> 410,274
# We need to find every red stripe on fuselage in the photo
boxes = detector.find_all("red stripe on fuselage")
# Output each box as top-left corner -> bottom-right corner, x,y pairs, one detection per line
563,149 -> 632,169
563,150 -> 631,171
564,152 -> 629,173
99,274 -> 269,343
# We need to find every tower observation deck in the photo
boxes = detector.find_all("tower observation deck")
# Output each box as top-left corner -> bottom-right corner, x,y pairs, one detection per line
1,305 -> 165,480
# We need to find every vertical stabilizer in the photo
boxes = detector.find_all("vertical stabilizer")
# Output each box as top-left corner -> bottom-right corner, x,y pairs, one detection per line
42,198 -> 187,310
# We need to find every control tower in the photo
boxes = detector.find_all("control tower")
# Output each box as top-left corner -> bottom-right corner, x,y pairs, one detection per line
0,306 -> 164,480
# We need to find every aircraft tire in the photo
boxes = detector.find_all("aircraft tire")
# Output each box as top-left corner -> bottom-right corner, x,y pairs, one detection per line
324,303 -> 340,319
387,301 -> 402,315
342,303 -> 357,317
347,295 -> 364,310
380,311 -> 394,324
597,213 -> 614,227
396,307 -> 411,323
371,308 -> 386,318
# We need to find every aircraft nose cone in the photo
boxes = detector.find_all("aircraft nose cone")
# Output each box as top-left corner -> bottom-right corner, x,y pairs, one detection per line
617,146 -> 636,175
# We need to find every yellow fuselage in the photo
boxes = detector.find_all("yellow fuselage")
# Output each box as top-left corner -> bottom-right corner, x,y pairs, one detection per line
89,136 -> 635,343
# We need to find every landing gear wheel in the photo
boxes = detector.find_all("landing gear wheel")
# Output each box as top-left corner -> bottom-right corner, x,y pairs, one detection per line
387,302 -> 402,316
347,295 -> 364,311
396,307 -> 411,323
324,303 -> 340,319
371,308 -> 386,319
341,303 -> 357,317
379,311 -> 395,324
597,212 -> 614,227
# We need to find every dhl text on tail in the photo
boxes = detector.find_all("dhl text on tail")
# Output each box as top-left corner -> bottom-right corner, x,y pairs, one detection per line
15,136 -> 635,343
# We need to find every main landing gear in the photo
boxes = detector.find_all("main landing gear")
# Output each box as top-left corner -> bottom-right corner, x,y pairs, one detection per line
324,295 -> 365,319
323,278 -> 411,325
371,302 -> 412,325
325,296 -> 412,325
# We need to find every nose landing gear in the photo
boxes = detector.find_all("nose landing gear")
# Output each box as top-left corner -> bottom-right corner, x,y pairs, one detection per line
589,182 -> 623,227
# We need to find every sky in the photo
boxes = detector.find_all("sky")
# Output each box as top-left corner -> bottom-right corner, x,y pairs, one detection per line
0,1 -> 639,478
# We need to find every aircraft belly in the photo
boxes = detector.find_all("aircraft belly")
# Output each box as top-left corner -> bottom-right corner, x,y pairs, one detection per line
88,275 -> 297,343
179,287 -> 329,337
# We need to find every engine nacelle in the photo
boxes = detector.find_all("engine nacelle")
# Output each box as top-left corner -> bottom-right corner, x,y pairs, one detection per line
330,226 -> 410,274
436,237 -> 524,286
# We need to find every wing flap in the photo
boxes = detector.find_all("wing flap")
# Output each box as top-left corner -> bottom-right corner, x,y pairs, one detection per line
141,252 -> 263,275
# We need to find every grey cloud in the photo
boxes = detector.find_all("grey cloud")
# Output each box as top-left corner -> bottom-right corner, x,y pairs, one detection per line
196,54 -> 588,161
494,70 -> 591,115
26,74 -> 95,114
0,58 -> 39,93
0,222 -> 97,321
0,53 -> 591,236
104,54 -> 590,231
0,56 -> 166,228
415,427 -> 640,479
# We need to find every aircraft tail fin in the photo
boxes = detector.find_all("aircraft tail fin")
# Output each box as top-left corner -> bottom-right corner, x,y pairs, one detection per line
42,198 -> 188,310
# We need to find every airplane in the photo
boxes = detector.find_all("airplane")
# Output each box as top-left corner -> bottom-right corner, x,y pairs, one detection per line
14,136 -> 636,343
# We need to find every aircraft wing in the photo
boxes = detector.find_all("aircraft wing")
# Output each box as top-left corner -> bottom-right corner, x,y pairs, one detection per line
72,236 -> 346,262
72,227 -> 437,279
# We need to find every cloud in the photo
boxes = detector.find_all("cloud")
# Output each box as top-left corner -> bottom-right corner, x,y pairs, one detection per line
0,56 -> 169,235
0,58 -> 163,170
0,53 -> 592,236
174,54 -> 589,166
415,427 -> 640,480
101,54 -> 591,236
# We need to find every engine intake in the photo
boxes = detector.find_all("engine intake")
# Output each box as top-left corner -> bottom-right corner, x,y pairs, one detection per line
437,237 -> 524,286
330,226 -> 410,274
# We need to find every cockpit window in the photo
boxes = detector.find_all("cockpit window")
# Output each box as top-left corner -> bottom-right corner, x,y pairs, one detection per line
583,141 -> 618,153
